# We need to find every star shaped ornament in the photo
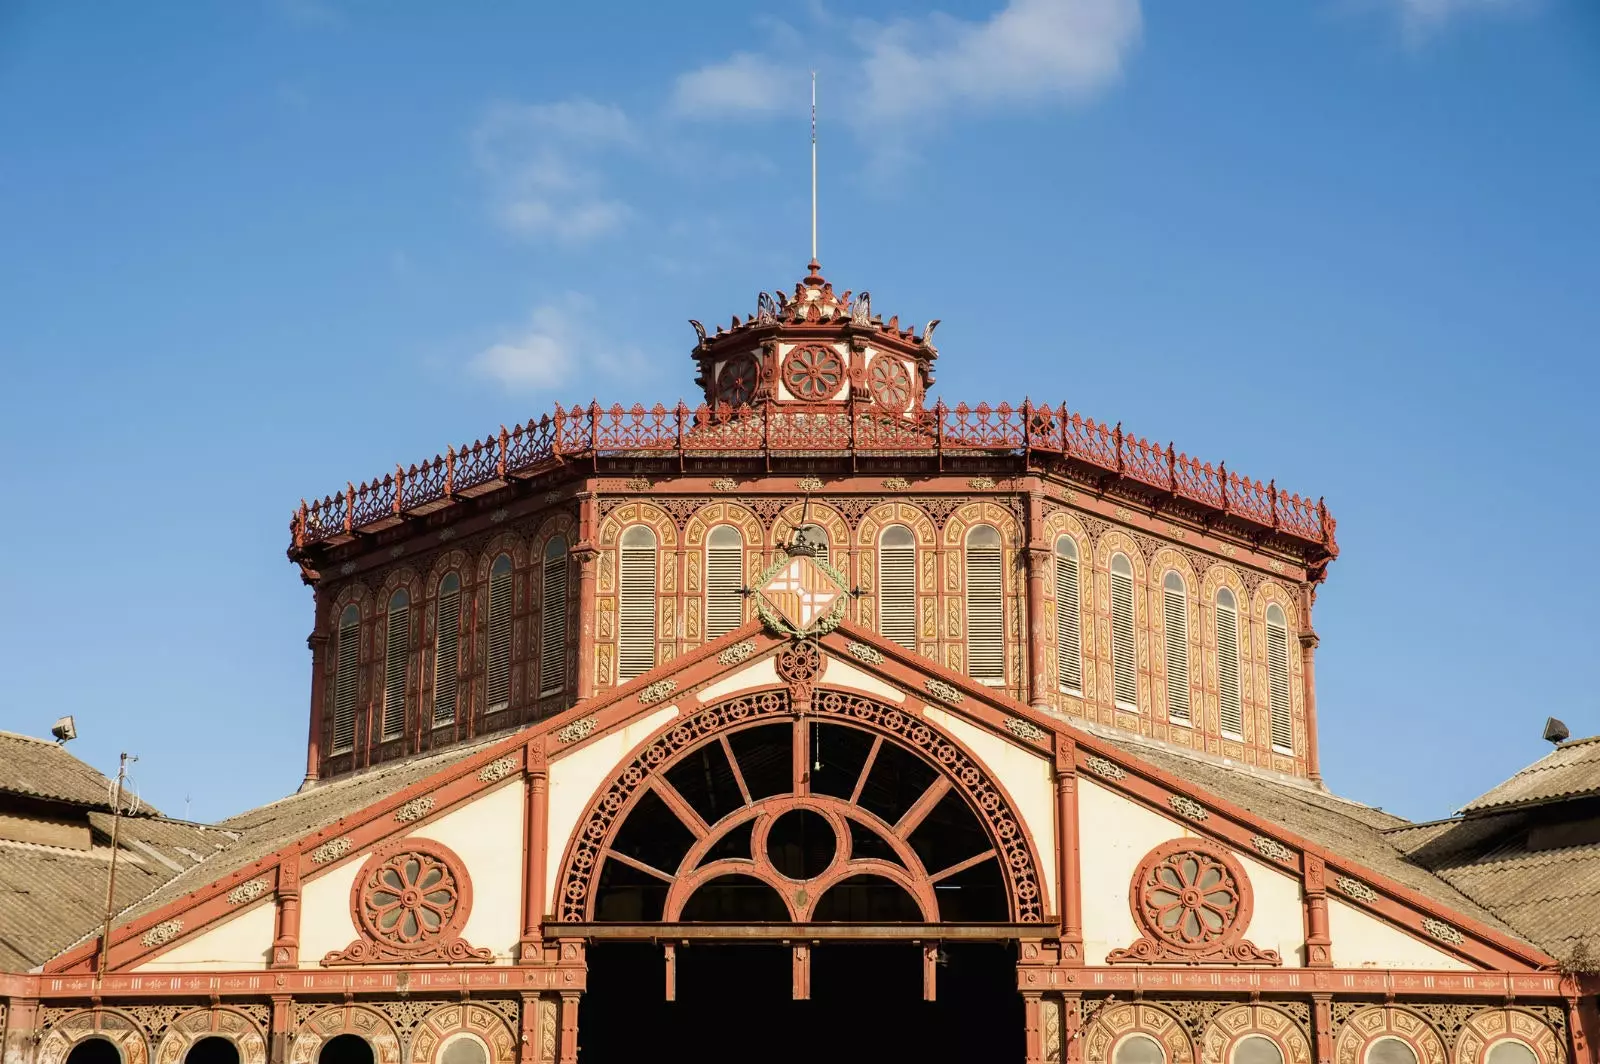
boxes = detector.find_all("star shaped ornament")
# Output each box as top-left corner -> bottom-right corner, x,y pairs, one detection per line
754,553 -> 847,637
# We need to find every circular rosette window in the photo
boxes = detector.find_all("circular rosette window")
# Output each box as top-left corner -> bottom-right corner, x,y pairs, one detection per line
781,345 -> 846,401
715,352 -> 761,408
326,837 -> 493,964
866,356 -> 913,412
1108,837 -> 1280,965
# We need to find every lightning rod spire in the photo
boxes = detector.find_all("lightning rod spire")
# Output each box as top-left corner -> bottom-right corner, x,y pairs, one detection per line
810,70 -> 818,263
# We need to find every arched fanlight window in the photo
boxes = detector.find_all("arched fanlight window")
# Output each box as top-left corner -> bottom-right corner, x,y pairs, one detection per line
434,573 -> 461,724
1366,1039 -> 1418,1064
1110,553 -> 1137,709
382,589 -> 411,740
966,524 -> 1004,683
1054,536 -> 1082,695
1162,571 -> 1191,723
1487,1043 -> 1538,1064
619,525 -> 658,680
706,525 -> 745,641
1216,587 -> 1243,739
539,538 -> 568,697
1114,1034 -> 1167,1064
332,604 -> 361,754
1232,1037 -> 1284,1064
794,523 -> 829,565
486,554 -> 514,712
878,524 -> 916,651
1266,603 -> 1293,753
184,1038 -> 240,1064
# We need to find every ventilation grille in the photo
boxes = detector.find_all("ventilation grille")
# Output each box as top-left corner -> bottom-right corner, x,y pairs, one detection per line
486,569 -> 513,710
1163,585 -> 1190,723
382,605 -> 409,740
878,546 -> 916,650
1055,553 -> 1082,694
332,618 -> 360,753
619,546 -> 658,680
539,554 -> 568,696
1217,603 -> 1242,738
1111,571 -> 1137,708
967,547 -> 1004,682
434,586 -> 460,724
1268,621 -> 1293,752
706,543 -> 744,640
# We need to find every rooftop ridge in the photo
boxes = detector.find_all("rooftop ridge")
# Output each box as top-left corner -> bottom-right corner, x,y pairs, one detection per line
289,397 -> 1337,556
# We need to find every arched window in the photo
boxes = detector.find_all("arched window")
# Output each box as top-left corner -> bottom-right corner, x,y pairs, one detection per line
966,524 -> 1004,683
485,554 -> 513,712
878,524 -> 916,651
434,574 -> 461,724
1055,536 -> 1082,695
1266,603 -> 1292,753
184,1038 -> 240,1064
1110,553 -> 1137,709
332,604 -> 361,754
794,523 -> 829,565
705,525 -> 745,640
1233,1036 -> 1283,1064
64,1039 -> 121,1064
1366,1039 -> 1418,1064
1162,571 -> 1190,724
539,538 -> 568,697
1216,587 -> 1243,739
619,526 -> 658,680
382,589 -> 410,740
317,1035 -> 374,1064
1114,1034 -> 1166,1064
1487,1043 -> 1538,1064
440,1038 -> 488,1064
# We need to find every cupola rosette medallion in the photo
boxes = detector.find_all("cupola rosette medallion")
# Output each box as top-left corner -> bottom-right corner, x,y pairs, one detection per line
1107,837 -> 1282,966
322,837 -> 493,965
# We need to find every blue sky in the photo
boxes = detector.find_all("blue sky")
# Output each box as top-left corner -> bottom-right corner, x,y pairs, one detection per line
1,0 -> 1596,824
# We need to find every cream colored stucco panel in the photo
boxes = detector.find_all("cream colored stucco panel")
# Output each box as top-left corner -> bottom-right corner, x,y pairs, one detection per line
130,900 -> 275,971
922,706 -> 1056,915
695,658 -> 780,702
1078,777 -> 1200,963
1236,851 -> 1305,967
546,704 -> 680,901
818,655 -> 905,703
1327,897 -> 1472,970
297,859 -> 362,966
410,779 -> 523,961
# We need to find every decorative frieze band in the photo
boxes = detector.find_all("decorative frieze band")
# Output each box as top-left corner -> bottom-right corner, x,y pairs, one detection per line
637,679 -> 679,706
140,920 -> 183,948
1004,717 -> 1048,743
924,679 -> 964,705
393,796 -> 435,823
795,476 -> 824,492
308,837 -> 352,864
968,476 -> 996,490
712,478 -> 738,492
847,642 -> 885,665
718,640 -> 758,665
1335,876 -> 1379,903
554,718 -> 599,744
1252,836 -> 1295,863
1169,795 -> 1209,822
1084,755 -> 1126,781
1422,917 -> 1465,945
226,878 -> 270,906
881,477 -> 909,491
478,756 -> 518,782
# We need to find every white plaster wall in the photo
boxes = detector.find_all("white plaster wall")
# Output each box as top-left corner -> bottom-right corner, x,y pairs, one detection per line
1078,777 -> 1191,962
695,658 -> 778,702
411,779 -> 523,960
1327,897 -> 1472,970
546,704 -> 680,900
818,655 -> 905,703
1238,851 -> 1305,967
296,859 -> 362,965
131,899 -> 275,971
922,706 -> 1057,915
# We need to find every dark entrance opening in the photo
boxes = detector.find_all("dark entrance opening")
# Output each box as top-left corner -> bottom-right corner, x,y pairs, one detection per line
316,1035 -> 374,1064
580,941 -> 1021,1064
184,1039 -> 240,1064
65,1039 -> 121,1064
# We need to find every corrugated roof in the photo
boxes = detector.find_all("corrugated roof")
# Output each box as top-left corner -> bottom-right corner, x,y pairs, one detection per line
1461,735 -> 1600,814
0,731 -> 144,811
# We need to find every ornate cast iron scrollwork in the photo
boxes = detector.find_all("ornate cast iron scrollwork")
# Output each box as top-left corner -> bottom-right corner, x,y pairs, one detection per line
1107,837 -> 1281,966
323,838 -> 493,965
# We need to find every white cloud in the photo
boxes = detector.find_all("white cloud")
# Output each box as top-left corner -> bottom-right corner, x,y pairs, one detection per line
469,297 -> 645,392
471,99 -> 636,243
672,52 -> 795,119
857,0 -> 1142,124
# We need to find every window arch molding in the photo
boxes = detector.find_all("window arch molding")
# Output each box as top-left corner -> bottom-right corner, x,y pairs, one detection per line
152,1009 -> 267,1064
288,1006 -> 400,1064
1042,513 -> 1091,698
36,1010 -> 148,1064
1082,1003 -> 1195,1064
1333,1007 -> 1447,1064
597,502 -> 678,687
1152,550 -> 1198,726
553,686 -> 1048,925
1452,1010 -> 1565,1064
1198,1004 -> 1310,1064
1097,533 -> 1146,712
963,522 -> 1006,684
1201,564 -> 1250,741
1254,583 -> 1299,757
408,1003 -> 518,1064
860,501 -> 935,650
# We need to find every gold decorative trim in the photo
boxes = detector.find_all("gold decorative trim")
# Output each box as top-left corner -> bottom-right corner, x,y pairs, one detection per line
1085,755 -> 1126,781
1169,795 -> 1209,822
393,796 -> 436,823
718,640 -> 758,665
309,837 -> 352,864
638,679 -> 679,706
1251,836 -> 1294,863
795,476 -> 824,492
924,679 -> 964,705
711,478 -> 738,492
478,756 -> 518,782
1005,717 -> 1048,742
1335,876 -> 1378,903
881,477 -> 910,491
968,476 -> 996,490
226,877 -> 270,905
555,717 -> 599,744
847,641 -> 885,665
140,919 -> 183,947
1422,917 -> 1464,945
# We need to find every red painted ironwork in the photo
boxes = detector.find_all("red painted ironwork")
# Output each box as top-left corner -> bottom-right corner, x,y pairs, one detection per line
1106,837 -> 1280,966
291,401 -> 1337,555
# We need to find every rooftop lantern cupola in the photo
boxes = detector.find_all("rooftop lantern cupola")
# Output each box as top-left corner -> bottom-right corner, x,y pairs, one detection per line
688,260 -> 939,419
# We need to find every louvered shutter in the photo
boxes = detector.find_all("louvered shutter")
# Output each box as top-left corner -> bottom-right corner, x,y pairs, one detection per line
618,535 -> 658,680
1267,611 -> 1293,752
539,546 -> 568,697
486,559 -> 513,710
1055,544 -> 1082,694
382,595 -> 409,739
705,528 -> 744,640
1162,575 -> 1190,723
434,579 -> 460,724
1216,598 -> 1243,738
878,539 -> 916,651
1111,559 -> 1137,708
332,608 -> 360,753
966,535 -> 1004,683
